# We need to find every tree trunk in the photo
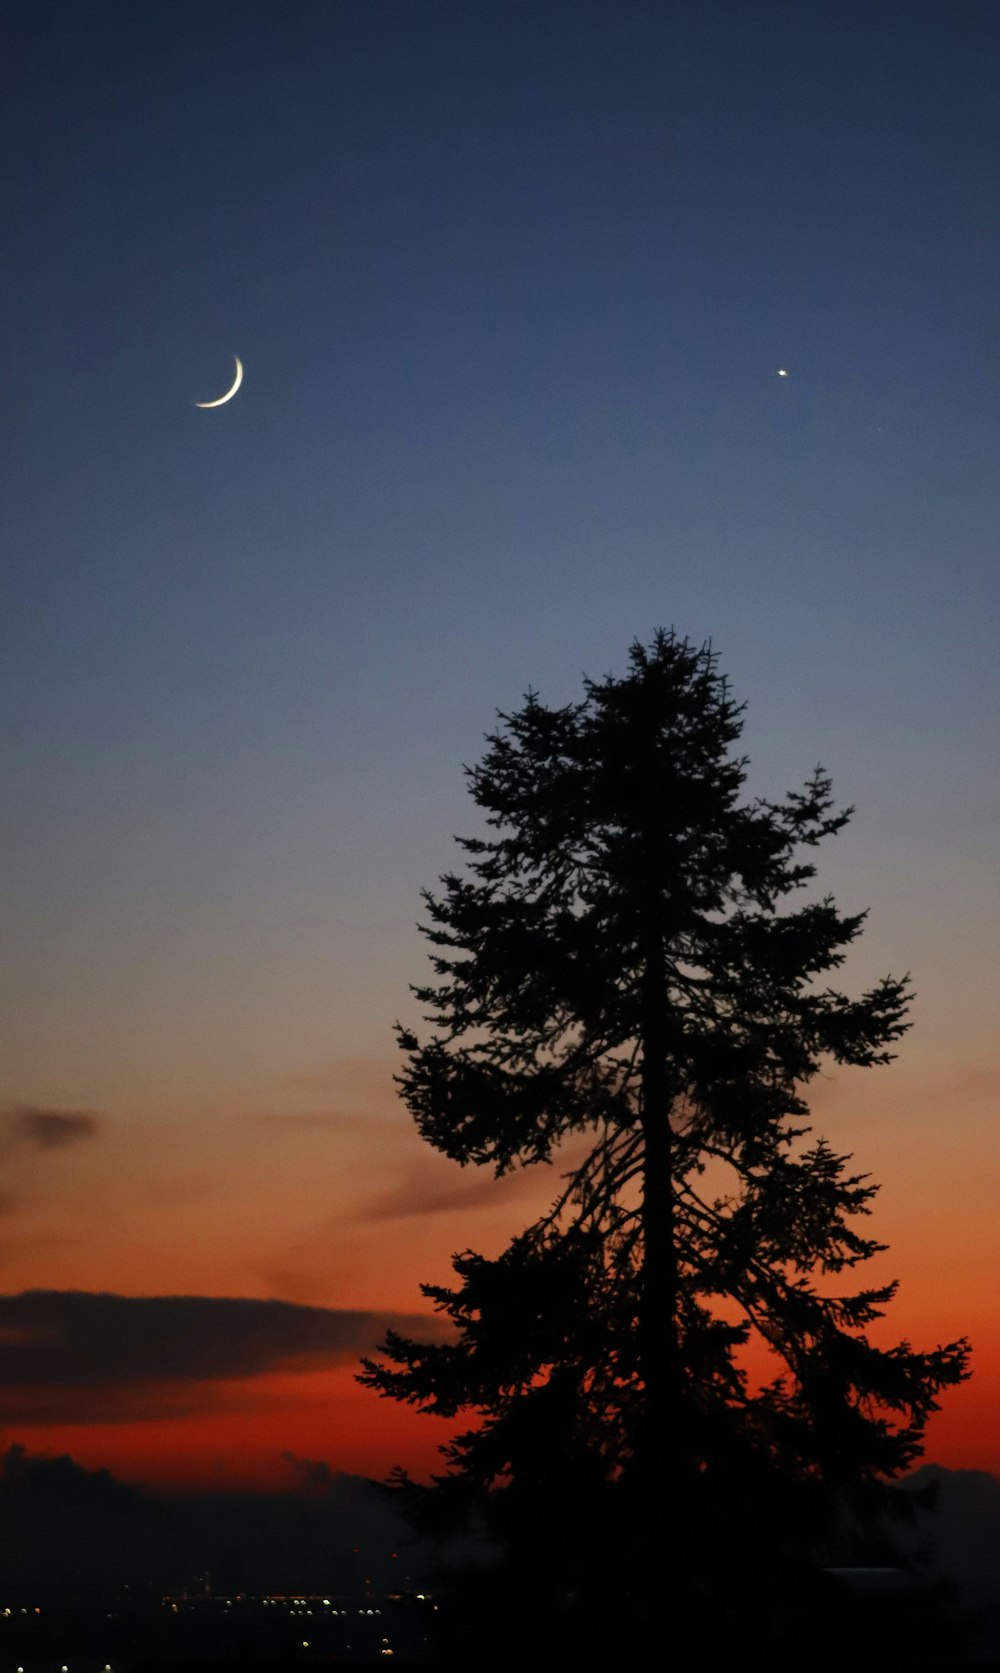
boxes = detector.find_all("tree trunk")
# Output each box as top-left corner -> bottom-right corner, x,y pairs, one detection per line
638,919 -> 684,1535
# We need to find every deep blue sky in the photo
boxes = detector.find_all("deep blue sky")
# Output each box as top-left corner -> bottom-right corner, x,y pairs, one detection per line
4,0 -> 998,1073
1,0 -> 998,1479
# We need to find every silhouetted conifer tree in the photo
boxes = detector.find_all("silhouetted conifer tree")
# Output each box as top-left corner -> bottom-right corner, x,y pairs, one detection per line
360,630 -> 969,1667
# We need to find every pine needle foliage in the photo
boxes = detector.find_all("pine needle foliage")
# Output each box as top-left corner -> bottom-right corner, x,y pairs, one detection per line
359,630 -> 969,1658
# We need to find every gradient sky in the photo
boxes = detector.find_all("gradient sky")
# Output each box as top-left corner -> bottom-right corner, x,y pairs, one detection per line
2,0 -> 998,1490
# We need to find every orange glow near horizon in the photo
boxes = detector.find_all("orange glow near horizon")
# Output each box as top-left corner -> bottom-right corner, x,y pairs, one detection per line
6,1340 -> 989,1495
1,1045 -> 993,1492
5,1367 -> 455,1493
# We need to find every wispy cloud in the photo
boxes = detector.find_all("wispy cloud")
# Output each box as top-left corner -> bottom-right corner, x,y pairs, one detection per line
247,1111 -> 385,1132
281,1057 -> 397,1103
250,1267 -> 340,1305
358,1155 -> 558,1222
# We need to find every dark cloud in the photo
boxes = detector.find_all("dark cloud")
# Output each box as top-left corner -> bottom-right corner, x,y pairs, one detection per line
0,1445 -> 167,1600
281,1449 -> 338,1495
0,1445 -> 420,1601
1,1442 -> 152,1516
2,1105 -> 101,1151
0,1290 -> 446,1423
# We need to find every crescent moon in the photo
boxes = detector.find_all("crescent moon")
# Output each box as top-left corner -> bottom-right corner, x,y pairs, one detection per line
195,356 -> 243,408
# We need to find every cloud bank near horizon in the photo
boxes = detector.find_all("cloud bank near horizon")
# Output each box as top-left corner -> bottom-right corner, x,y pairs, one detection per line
0,1289 -> 445,1423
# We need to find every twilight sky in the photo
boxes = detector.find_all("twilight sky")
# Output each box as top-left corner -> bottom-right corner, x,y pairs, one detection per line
2,0 -> 998,1489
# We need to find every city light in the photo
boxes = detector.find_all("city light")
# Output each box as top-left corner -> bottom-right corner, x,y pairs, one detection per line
0,1580 -> 430,1666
